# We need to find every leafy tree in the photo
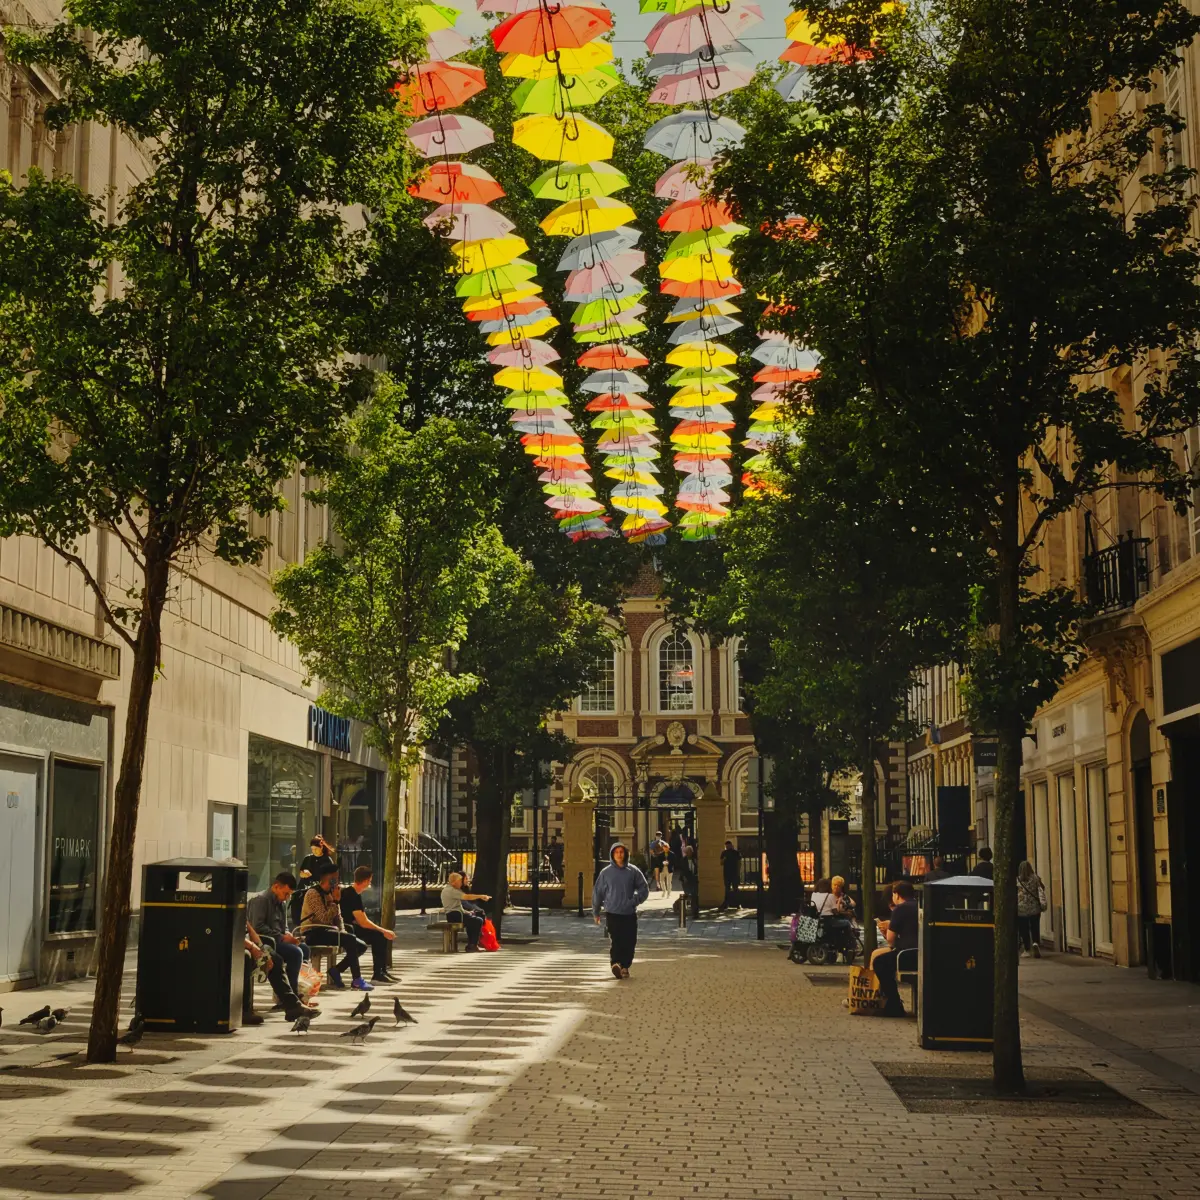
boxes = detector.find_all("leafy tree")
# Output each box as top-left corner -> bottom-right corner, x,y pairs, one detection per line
716,0 -> 1200,1090
272,388 -> 503,942
0,0 -> 419,1062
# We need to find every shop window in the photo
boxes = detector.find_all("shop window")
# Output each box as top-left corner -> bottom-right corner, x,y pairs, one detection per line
332,759 -> 383,884
658,631 -> 695,712
247,735 -> 322,893
48,760 -> 102,935
579,650 -> 617,713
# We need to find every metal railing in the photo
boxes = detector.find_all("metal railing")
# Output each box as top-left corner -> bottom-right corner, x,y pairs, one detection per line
1083,534 -> 1150,615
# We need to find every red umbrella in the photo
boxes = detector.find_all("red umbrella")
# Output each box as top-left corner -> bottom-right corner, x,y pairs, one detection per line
578,344 -> 650,370
491,6 -> 613,55
753,365 -> 820,383
780,40 -> 872,67
465,297 -> 548,322
658,198 -> 737,232
408,161 -> 505,205
585,393 -> 655,410
661,277 -> 743,298
394,61 -> 487,114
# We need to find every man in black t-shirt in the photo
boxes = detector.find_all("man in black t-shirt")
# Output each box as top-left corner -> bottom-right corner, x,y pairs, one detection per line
340,865 -> 397,983
870,881 -> 918,1017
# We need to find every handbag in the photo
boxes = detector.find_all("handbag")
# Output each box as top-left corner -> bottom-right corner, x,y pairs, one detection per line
848,964 -> 883,1015
478,918 -> 501,952
296,961 -> 322,999
793,913 -> 820,944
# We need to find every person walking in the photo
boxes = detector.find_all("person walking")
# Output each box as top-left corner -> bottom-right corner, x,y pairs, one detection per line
720,841 -> 741,910
1017,860 -> 1047,958
592,843 -> 649,979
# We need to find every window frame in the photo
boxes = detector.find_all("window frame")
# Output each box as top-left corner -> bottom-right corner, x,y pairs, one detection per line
657,629 -> 697,714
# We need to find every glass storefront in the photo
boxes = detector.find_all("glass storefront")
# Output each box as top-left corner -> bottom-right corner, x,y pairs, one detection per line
47,760 -> 102,935
247,735 -> 322,893
331,759 -> 383,916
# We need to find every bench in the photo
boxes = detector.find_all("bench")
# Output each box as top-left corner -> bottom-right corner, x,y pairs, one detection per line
427,921 -> 461,954
308,943 -> 339,980
897,947 -> 918,1012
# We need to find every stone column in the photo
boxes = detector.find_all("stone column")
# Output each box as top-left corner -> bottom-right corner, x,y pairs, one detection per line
561,787 -> 596,913
694,782 -> 726,908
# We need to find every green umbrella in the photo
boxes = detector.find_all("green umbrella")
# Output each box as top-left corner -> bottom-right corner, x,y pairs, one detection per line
574,320 -> 648,343
667,364 -> 739,386
513,66 -> 622,116
572,290 -> 647,325
663,226 -> 749,260
454,259 -> 539,297
531,160 -> 630,201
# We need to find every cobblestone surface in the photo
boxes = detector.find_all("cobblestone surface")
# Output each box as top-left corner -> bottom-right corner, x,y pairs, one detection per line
0,911 -> 1195,1199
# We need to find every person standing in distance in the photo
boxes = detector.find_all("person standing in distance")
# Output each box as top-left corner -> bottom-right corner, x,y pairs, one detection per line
592,843 -> 649,979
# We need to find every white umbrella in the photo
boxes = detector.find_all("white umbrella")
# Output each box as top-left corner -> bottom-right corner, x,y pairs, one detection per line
558,227 -> 642,271
643,111 -> 746,161
581,369 -> 648,394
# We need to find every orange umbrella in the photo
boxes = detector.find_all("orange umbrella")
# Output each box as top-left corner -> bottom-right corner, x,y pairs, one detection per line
408,161 -> 505,205
394,61 -> 487,114
465,297 -> 549,321
577,344 -> 650,369
661,277 -> 743,298
658,198 -> 737,232
753,365 -> 820,383
491,6 -> 614,55
780,40 -> 873,67
585,393 -> 656,411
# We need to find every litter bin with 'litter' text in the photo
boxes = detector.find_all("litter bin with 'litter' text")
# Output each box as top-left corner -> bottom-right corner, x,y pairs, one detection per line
917,875 -> 993,1051
137,858 -> 248,1034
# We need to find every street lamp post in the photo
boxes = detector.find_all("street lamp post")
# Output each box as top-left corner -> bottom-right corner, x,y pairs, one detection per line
749,755 -> 774,941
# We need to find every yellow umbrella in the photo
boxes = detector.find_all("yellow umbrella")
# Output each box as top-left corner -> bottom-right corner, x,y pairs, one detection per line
666,343 -> 738,368
450,235 -> 529,274
658,251 -> 735,283
671,433 -> 733,449
540,196 -> 636,237
501,42 -> 613,78
611,497 -> 669,515
461,283 -> 542,312
512,114 -> 614,162
486,316 -> 559,343
412,3 -> 459,32
604,467 -> 660,484
672,383 -> 738,403
494,365 -> 563,390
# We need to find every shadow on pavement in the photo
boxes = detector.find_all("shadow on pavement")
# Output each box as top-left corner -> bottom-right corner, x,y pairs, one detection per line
27,1134 -> 181,1158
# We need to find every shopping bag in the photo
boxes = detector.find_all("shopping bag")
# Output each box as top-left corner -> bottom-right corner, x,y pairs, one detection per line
297,961 -> 322,999
848,964 -> 883,1015
478,918 -> 501,952
793,913 -> 820,944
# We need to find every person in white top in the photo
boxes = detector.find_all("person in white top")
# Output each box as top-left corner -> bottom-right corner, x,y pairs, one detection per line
811,876 -> 855,917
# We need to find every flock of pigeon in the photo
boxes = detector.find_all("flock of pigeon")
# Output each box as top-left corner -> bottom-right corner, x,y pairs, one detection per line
6,1005 -> 70,1033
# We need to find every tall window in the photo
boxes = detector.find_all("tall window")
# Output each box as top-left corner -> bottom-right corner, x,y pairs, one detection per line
658,631 -> 695,711
734,641 -> 747,712
1187,425 -> 1200,556
581,764 -> 616,804
579,649 -> 617,713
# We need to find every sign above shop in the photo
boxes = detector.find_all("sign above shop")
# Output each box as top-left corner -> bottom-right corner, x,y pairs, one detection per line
308,705 -> 351,753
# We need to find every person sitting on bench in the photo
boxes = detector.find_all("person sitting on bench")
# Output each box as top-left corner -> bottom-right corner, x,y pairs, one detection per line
440,871 -> 490,953
341,865 -> 397,983
870,880 -> 918,1018
247,871 -> 311,1000
299,863 -> 371,991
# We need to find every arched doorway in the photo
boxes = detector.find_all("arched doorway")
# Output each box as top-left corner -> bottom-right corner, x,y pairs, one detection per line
1129,710 -> 1167,976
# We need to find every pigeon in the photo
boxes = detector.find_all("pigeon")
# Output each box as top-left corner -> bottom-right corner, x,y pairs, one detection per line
291,1013 -> 314,1034
393,999 -> 416,1027
341,1016 -> 378,1044
350,993 -> 371,1019
118,1023 -> 144,1051
51,1008 -> 68,1022
35,1015 -> 58,1034
128,1012 -> 145,1035
19,1005 -> 50,1026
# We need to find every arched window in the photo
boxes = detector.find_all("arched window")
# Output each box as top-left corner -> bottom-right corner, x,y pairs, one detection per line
579,649 -> 617,713
658,631 -> 695,712
580,764 -> 616,805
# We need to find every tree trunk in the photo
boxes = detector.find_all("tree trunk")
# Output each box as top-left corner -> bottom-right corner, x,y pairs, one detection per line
472,744 -> 512,941
765,810 -> 803,915
859,734 -> 878,956
992,547 -> 1026,1094
86,552 -> 169,1064
379,729 -> 405,964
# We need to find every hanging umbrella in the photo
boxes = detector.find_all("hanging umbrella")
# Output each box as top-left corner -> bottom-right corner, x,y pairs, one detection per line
658,197 -> 737,232
667,343 -> 737,367
466,297 -> 549,321
424,203 -> 516,240
667,363 -> 737,385
646,5 -> 763,56
531,161 -> 629,200
659,250 -> 734,282
411,3 -> 460,32
643,111 -> 745,160
610,481 -> 667,500
504,387 -> 570,405
455,259 -> 539,297
461,283 -> 542,312
639,0 -> 705,13
667,317 -> 742,343
571,291 -> 646,323
500,41 -> 613,77
409,161 -> 505,205
558,226 -> 641,270
478,307 -> 555,331
671,381 -> 737,402
512,416 -> 579,436
425,27 -> 471,58
408,114 -> 495,157
451,235 -> 530,274
663,225 -> 746,257
513,65 -> 622,114
495,364 -> 564,391
578,344 -> 650,369
394,60 -> 487,114
486,316 -> 559,343
645,44 -> 753,77
751,342 -> 821,369
655,159 -> 712,201
669,401 -> 735,422
581,369 -> 648,394
587,393 -> 656,411
563,273 -> 643,302
668,294 -> 740,319
563,252 -> 645,294
776,65 -> 811,103
574,320 -> 649,342
754,364 -> 820,383
488,339 -> 561,366
661,276 -> 743,298
491,7 -> 614,55
513,113 -> 614,162
672,417 -> 735,435
541,195 -> 637,238
649,63 -> 754,106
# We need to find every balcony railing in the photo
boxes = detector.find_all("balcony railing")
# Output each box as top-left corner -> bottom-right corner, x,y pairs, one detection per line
1083,535 -> 1150,616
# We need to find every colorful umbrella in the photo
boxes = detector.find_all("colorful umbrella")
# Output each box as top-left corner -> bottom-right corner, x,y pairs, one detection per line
557,226 -> 641,270
587,393 -> 656,410
564,253 -> 646,295
661,276 -> 743,298
646,4 -> 763,55
643,112 -> 745,160
409,161 -> 505,205
655,159 -> 712,201
486,316 -> 559,342
500,41 -> 613,77
666,363 -> 738,384
573,320 -> 649,342
582,369 -> 648,393
541,195 -> 637,237
455,259 -> 540,296
666,343 -> 737,367
578,344 -> 650,369
408,114 -> 495,158
531,161 -> 630,200
466,297 -> 549,321
496,365 -> 564,390
776,65 -> 811,103
461,283 -> 542,311
671,381 -> 738,402
450,235 -> 530,274
649,63 -> 755,105
425,27 -> 471,58
479,308 -> 556,331
663,225 -> 746,257
394,60 -> 487,114
513,65 -> 622,113
424,203 -> 516,240
645,44 -> 754,77
668,314 -> 742,341
572,292 -> 647,323
513,113 -> 614,161
659,250 -> 734,281
563,273 -> 643,302
658,197 -> 737,231
751,343 -> 821,369
491,7 -> 614,55
412,3 -> 460,32
667,294 -> 740,319
488,339 -> 561,366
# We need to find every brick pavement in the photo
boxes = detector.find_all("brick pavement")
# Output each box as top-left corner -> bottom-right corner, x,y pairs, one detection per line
0,913 -> 1196,1199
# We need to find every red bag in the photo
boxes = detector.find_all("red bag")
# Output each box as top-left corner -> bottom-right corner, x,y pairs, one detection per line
478,918 -> 500,952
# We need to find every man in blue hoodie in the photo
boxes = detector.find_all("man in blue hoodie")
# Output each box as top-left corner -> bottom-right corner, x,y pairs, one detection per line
592,842 -> 650,979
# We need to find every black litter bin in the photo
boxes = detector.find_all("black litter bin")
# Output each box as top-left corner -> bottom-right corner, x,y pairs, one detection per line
917,875 -> 993,1051
137,857 -> 248,1034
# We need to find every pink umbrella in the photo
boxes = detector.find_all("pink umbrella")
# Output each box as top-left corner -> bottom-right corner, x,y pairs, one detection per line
425,28 -> 471,58
563,251 -> 645,296
646,5 -> 763,56
488,339 -> 562,367
655,159 -> 713,201
423,203 -> 515,241
649,63 -> 754,106
407,114 -> 494,158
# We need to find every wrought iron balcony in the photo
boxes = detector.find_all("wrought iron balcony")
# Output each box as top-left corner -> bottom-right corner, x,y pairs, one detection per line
1083,534 -> 1150,616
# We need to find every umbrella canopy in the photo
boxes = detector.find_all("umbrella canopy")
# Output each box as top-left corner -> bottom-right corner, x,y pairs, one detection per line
754,364 -> 820,383
572,291 -> 647,323
504,388 -> 570,406
558,226 -> 641,270
776,65 -> 811,103
563,272 -> 643,301
582,369 -> 648,393
454,259 -> 539,296
578,344 -> 650,369
467,296 -> 548,321
461,282 -> 542,311
646,4 -> 763,55
659,250 -> 734,282
412,3 -> 459,32
668,314 -> 742,341
666,296 -> 741,321
645,44 -> 753,77
500,41 -> 613,77
409,161 -> 505,205
643,111 -> 745,160
425,27 -> 471,58
514,65 -> 622,113
531,160 -> 629,200
669,401 -> 735,422
667,343 -> 737,367
488,339 -> 561,366
512,113 -> 614,162
655,158 -> 712,201
666,363 -> 738,385
408,114 -> 494,158
663,225 -> 746,257
486,316 -> 558,343
541,195 -> 637,237
751,342 -> 821,370
573,319 -> 648,342
451,235 -> 529,274
491,6 -> 614,55
671,382 -> 738,402
563,252 -> 646,296
658,197 -> 737,232
394,60 -> 487,114
649,63 -> 754,106
587,393 -> 655,411
478,307 -> 555,331
496,365 -> 564,390
423,203 -> 515,240
639,0 -> 705,11
661,276 -> 743,298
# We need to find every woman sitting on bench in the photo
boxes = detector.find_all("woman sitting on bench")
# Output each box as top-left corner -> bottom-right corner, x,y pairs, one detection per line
441,871 -> 491,953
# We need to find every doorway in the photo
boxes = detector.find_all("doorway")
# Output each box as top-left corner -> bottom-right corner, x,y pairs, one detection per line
1084,762 -> 1112,955
1057,772 -> 1082,951
0,753 -> 40,982
1130,710 -> 1169,976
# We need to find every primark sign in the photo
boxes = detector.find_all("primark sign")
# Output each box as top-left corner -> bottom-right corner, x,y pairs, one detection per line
308,704 -> 351,753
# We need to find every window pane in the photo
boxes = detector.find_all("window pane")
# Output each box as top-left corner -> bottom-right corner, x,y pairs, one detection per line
247,735 -> 322,893
580,651 -> 616,713
659,633 -> 695,711
49,761 -> 102,935
582,766 -> 616,804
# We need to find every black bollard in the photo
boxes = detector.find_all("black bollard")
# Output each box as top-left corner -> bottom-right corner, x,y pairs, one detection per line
577,871 -> 584,918
419,871 -> 427,916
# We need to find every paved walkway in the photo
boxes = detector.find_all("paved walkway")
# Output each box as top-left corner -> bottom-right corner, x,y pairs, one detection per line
0,911 -> 1197,1198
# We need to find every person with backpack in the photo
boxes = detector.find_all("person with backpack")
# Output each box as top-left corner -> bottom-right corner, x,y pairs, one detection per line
1017,860 -> 1047,958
